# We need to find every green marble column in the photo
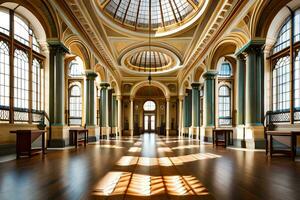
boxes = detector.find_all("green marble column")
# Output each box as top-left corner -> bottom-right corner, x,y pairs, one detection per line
48,41 -> 69,126
236,40 -> 265,149
244,43 -> 264,126
236,54 -> 245,125
191,83 -> 201,127
85,71 -> 98,126
184,90 -> 192,127
100,83 -> 109,127
203,71 -> 217,127
112,95 -> 117,127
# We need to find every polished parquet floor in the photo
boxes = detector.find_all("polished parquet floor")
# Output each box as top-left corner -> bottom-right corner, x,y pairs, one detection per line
1,133 -> 300,200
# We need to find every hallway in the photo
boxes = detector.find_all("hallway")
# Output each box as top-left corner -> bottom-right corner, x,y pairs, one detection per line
1,134 -> 300,200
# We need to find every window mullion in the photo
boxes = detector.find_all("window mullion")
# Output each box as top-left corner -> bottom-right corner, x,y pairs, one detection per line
290,10 -> 295,124
9,10 -> 14,124
28,33 -> 33,124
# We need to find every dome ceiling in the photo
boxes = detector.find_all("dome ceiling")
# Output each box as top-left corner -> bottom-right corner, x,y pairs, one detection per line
125,50 -> 174,72
99,0 -> 205,32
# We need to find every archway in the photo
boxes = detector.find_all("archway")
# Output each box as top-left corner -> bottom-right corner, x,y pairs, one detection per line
133,86 -> 166,135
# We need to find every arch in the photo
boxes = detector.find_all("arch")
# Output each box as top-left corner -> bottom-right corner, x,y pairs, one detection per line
130,80 -> 170,99
64,35 -> 91,69
193,65 -> 205,82
94,64 -> 107,81
143,101 -> 156,111
0,1 -> 60,39
252,0 -> 299,38
206,40 -> 238,70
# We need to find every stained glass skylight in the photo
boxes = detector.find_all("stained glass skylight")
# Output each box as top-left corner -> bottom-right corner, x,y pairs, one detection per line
101,0 -> 201,31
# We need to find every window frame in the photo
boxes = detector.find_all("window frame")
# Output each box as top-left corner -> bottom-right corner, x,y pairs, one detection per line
0,8 -> 45,124
270,8 -> 300,124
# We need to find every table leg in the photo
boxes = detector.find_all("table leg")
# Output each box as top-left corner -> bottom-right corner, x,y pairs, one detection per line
75,131 -> 78,148
42,132 -> 45,155
270,135 -> 273,158
84,131 -> 87,147
291,134 -> 295,161
212,131 -> 215,146
265,134 -> 269,156
224,132 -> 227,148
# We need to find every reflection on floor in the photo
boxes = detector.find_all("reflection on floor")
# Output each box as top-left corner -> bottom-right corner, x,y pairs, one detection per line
92,134 -> 216,199
1,133 -> 300,200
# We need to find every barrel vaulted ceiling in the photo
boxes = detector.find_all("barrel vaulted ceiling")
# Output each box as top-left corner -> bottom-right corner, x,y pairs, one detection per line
50,0 -> 239,82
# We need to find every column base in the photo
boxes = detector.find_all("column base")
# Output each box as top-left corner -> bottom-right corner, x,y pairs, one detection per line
111,127 -> 118,138
129,129 -> 133,137
204,126 -> 214,143
101,127 -> 111,139
244,125 -> 265,149
86,126 -> 100,142
48,125 -> 70,148
182,127 -> 189,138
166,129 -> 170,137
235,125 -> 246,148
189,126 -> 200,139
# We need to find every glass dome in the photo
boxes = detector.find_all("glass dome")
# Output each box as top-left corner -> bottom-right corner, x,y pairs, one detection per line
100,0 -> 202,31
125,50 -> 173,72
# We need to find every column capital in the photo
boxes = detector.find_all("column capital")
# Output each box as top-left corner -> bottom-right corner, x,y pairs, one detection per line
100,82 -> 110,88
191,82 -> 201,89
236,39 -> 265,56
178,95 -> 185,101
203,71 -> 218,80
47,39 -> 69,53
85,70 -> 98,80
166,97 -> 170,102
116,95 -> 122,101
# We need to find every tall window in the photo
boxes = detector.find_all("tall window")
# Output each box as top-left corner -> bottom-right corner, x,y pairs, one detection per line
0,8 -> 44,123
0,41 -> 10,108
218,62 -> 232,77
271,9 -> 300,123
14,50 -> 29,110
69,85 -> 82,125
218,60 -> 233,126
218,85 -> 231,126
143,101 -> 156,111
32,59 -> 41,111
295,51 -> 300,110
69,56 -> 83,77
272,56 -> 290,111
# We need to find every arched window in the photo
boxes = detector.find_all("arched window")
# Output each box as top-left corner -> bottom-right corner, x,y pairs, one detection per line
0,10 -> 9,35
32,59 -> 41,111
295,51 -> 300,109
0,41 -> 10,109
271,8 -> 300,123
69,56 -> 83,77
218,62 -> 232,77
0,8 -> 44,123
218,85 -> 231,126
272,56 -> 290,111
273,18 -> 291,54
14,50 -> 29,110
69,85 -> 82,125
143,101 -> 156,111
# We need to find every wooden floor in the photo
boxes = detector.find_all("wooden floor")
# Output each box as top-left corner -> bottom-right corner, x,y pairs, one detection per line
0,133 -> 300,200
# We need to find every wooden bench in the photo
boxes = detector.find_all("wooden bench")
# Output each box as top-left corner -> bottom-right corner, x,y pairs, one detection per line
69,128 -> 89,148
212,129 -> 233,147
10,130 -> 47,159
265,130 -> 300,161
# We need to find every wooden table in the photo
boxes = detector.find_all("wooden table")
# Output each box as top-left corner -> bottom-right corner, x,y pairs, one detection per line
69,128 -> 88,148
265,130 -> 300,160
212,129 -> 233,147
10,130 -> 47,159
